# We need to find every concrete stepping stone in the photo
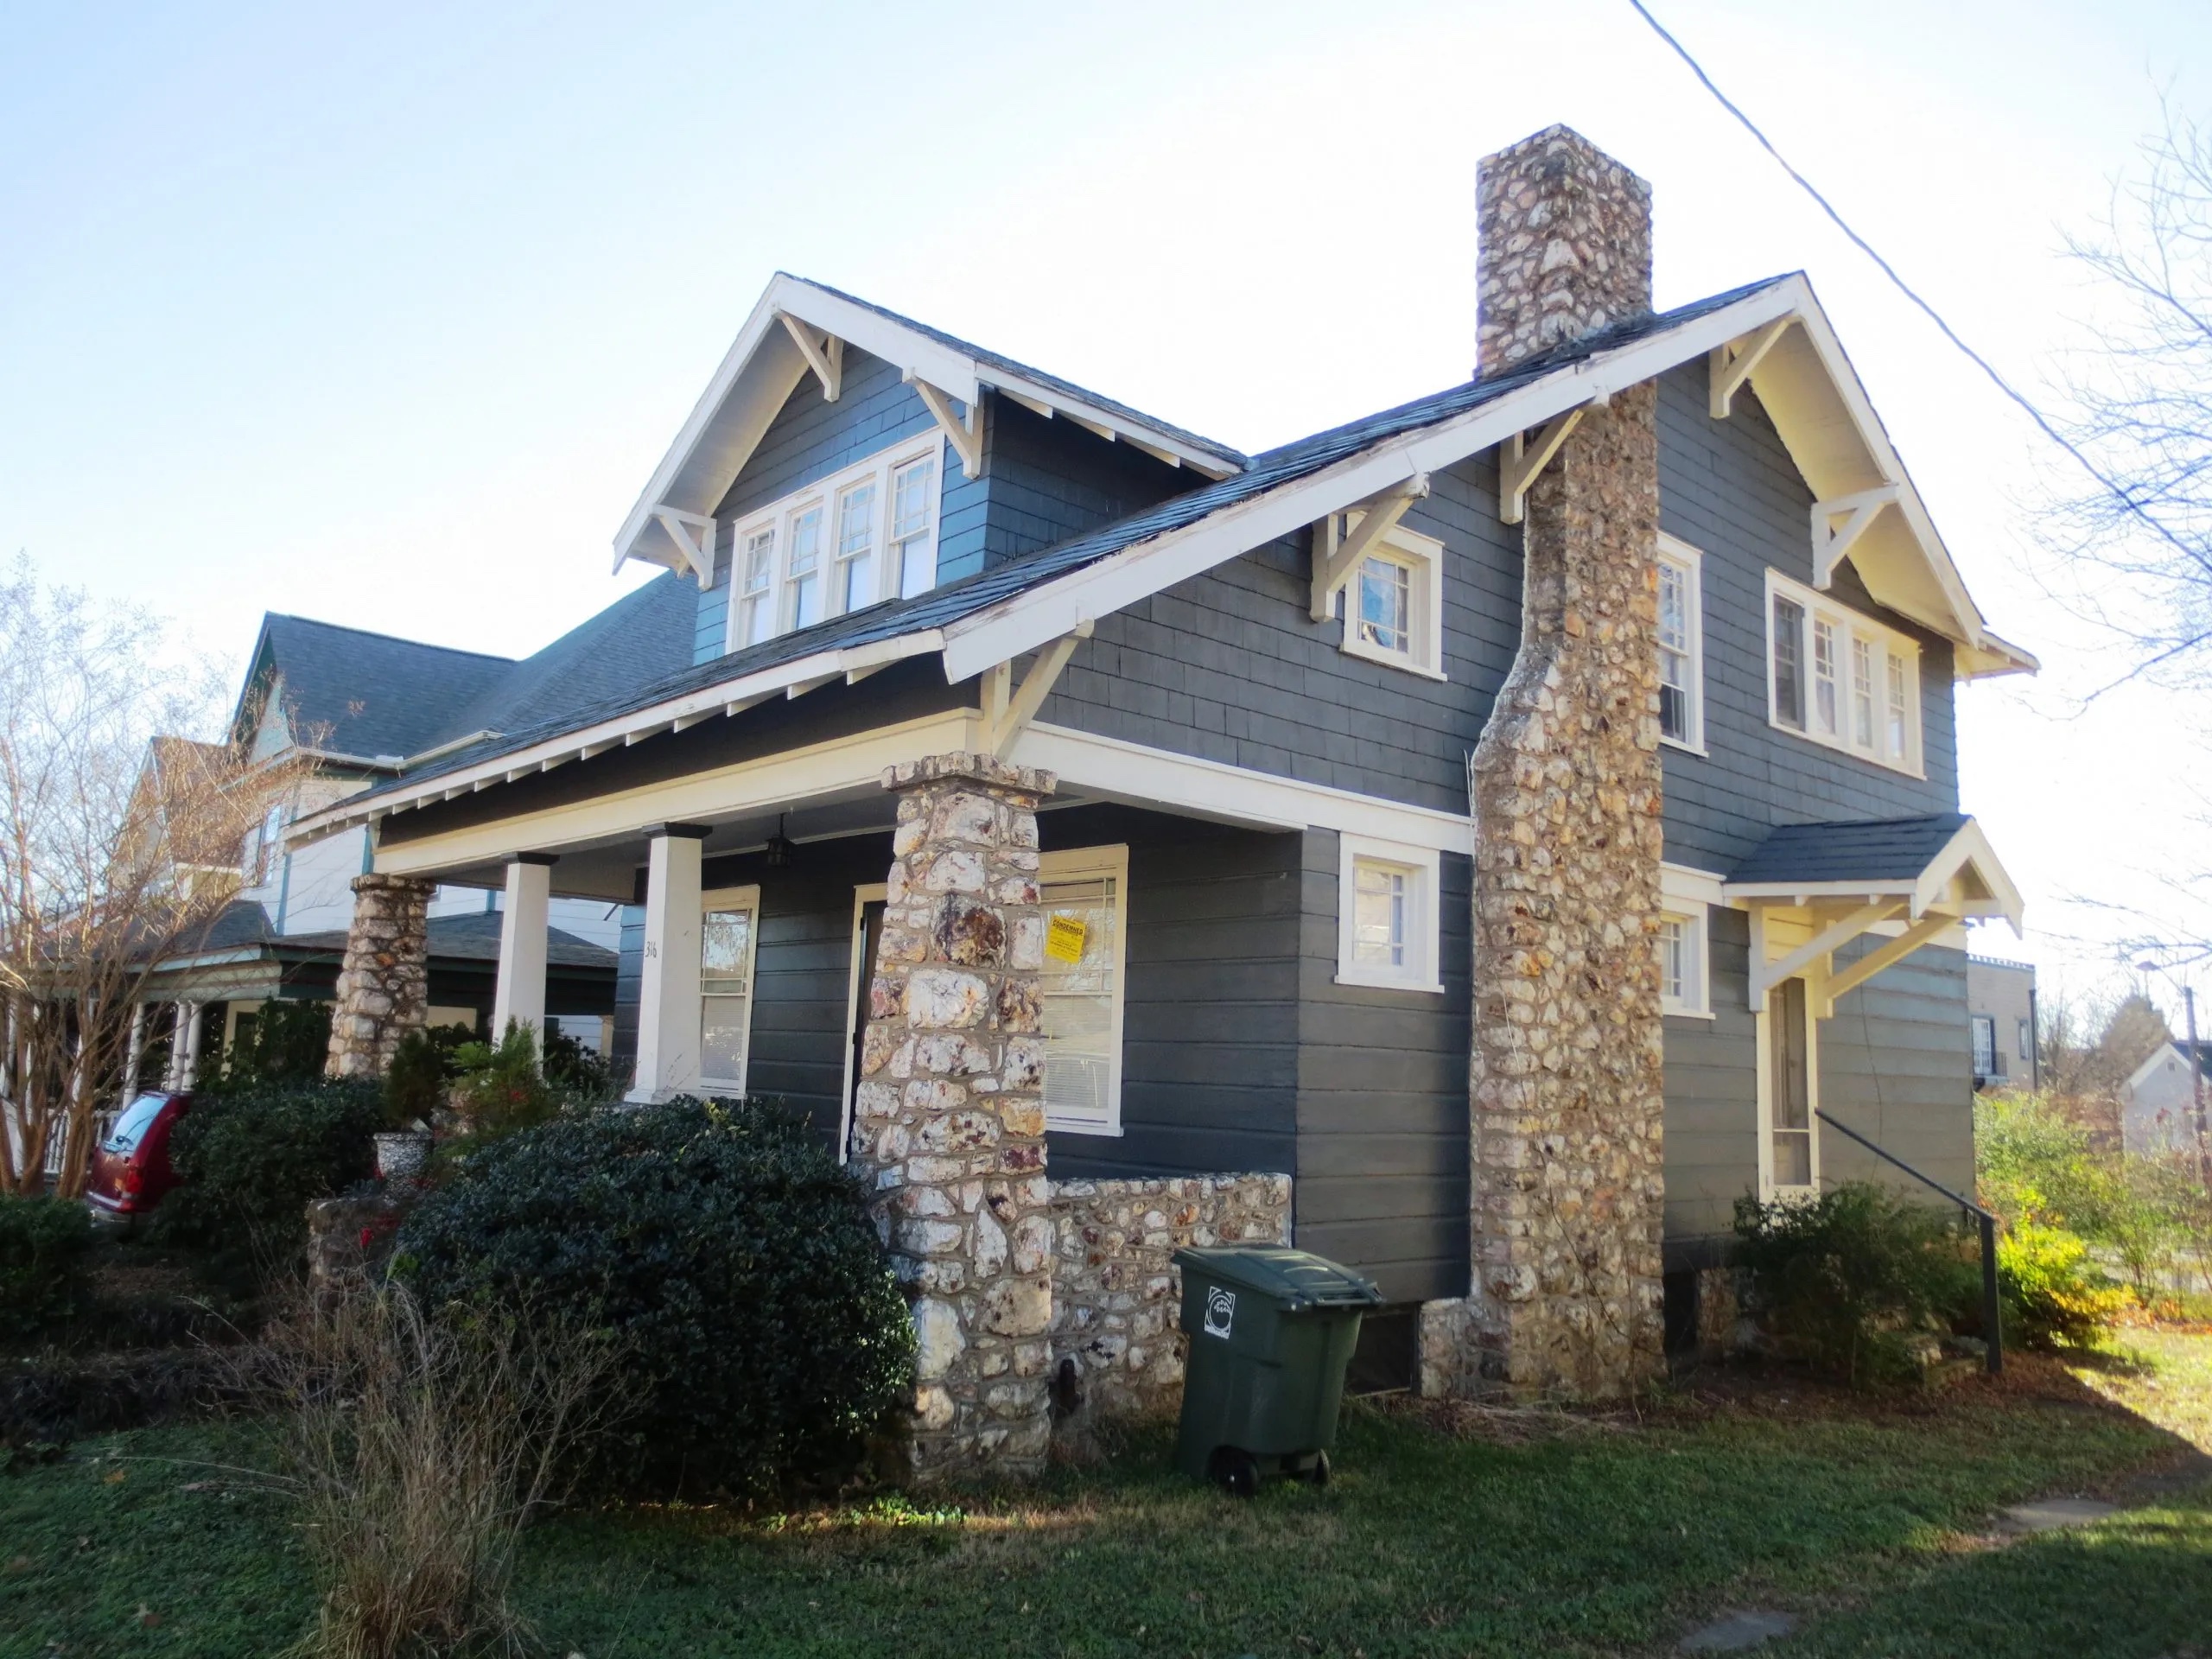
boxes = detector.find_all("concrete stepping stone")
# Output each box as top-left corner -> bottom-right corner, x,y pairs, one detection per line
1997,1497 -> 2121,1534
1681,1609 -> 1800,1652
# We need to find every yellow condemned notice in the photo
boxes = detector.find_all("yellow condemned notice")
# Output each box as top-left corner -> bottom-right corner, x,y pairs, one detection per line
1046,913 -> 1088,964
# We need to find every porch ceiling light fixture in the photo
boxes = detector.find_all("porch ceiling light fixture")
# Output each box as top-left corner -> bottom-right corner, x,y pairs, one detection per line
765,815 -> 796,868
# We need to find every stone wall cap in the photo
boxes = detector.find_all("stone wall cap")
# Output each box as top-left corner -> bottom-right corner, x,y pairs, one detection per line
350,873 -> 436,895
883,752 -> 1058,798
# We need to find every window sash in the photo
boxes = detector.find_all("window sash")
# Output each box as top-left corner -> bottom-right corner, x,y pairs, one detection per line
738,527 -> 777,647
1351,861 -> 1409,967
889,455 -> 938,599
699,901 -> 758,1088
834,480 -> 879,614
1812,619 -> 1840,738
1039,862 -> 1123,1131
1971,1014 -> 1997,1076
1772,595 -> 1806,730
1851,636 -> 1877,749
1356,556 -> 1412,655
783,505 -> 824,631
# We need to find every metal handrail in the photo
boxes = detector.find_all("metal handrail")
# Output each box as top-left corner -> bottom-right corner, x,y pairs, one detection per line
1815,1109 -> 2002,1376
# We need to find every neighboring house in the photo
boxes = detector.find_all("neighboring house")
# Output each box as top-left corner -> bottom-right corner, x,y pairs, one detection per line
2121,1039 -> 2209,1158
285,126 -> 2031,1412
137,613 -> 644,1087
1966,955 -> 2037,1091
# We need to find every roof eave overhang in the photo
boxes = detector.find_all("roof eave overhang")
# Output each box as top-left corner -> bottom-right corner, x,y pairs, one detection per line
284,626 -> 948,843
612,275 -> 1243,580
1721,817 -> 2025,936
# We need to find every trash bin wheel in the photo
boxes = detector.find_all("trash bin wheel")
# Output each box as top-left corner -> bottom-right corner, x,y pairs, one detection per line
1299,1451 -> 1332,1487
1209,1446 -> 1262,1499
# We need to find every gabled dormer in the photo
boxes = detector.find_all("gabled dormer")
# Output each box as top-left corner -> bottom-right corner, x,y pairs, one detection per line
610,275 -> 1247,666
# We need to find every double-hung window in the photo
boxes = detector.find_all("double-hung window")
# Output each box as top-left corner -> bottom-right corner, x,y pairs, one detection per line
721,434 -> 946,655
736,527 -> 777,648
1336,835 -> 1445,993
1765,570 -> 1923,774
1656,536 -> 1704,748
1970,1014 -> 1998,1080
698,887 -> 761,1095
1039,847 -> 1128,1135
888,454 -> 938,599
1656,863 -> 1717,1019
784,503 -> 824,632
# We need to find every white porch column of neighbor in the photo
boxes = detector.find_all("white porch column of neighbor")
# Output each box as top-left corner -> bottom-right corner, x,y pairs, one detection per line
1419,126 -> 1668,1402
162,1002 -> 188,1090
178,1001 -> 206,1090
122,1003 -> 147,1103
490,853 -> 556,1046
626,824 -> 709,1103
848,753 -> 1058,1482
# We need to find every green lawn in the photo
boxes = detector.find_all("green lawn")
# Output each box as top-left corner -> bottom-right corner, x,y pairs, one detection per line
4,1345 -> 2209,1657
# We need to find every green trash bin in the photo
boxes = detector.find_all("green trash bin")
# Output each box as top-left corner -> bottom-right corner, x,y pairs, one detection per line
1173,1244 -> 1385,1495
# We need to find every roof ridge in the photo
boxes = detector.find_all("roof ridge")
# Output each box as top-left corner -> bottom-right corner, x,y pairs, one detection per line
264,612 -> 518,664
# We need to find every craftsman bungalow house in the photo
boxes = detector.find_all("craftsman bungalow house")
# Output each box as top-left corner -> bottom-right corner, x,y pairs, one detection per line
287,127 -> 2029,1393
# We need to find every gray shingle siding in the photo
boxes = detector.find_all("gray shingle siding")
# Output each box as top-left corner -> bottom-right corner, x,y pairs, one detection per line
1654,365 -> 1961,876
1030,450 -> 1515,816
982,399 -> 1195,571
1042,806 -> 1303,1186
691,346 -> 984,664
1294,829 -> 1473,1306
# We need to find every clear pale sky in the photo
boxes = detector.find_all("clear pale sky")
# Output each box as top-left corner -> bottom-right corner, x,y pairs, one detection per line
4,0 -> 2207,1015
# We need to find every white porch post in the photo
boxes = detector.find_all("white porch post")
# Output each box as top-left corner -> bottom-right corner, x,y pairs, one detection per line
179,1001 -> 206,1090
627,824 -> 709,1103
163,1001 -> 188,1090
122,1003 -> 147,1103
491,854 -> 556,1047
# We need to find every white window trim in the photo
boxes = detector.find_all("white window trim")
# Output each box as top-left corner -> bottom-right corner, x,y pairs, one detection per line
1039,844 -> 1130,1137
1755,977 -> 1821,1200
1656,532 -> 1706,755
1658,861 -> 1718,1019
1336,833 -> 1445,994
1325,514 -> 1447,682
1764,569 -> 1923,778
722,431 -> 946,654
697,883 -> 762,1096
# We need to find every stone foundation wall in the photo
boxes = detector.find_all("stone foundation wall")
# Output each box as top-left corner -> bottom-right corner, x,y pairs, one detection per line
1047,1173 -> 1290,1429
325,874 -> 434,1079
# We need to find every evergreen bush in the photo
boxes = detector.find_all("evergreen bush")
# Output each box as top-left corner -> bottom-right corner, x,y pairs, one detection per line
149,1078 -> 383,1288
1732,1182 -> 1976,1386
0,1194 -> 95,1339
394,1096 -> 913,1497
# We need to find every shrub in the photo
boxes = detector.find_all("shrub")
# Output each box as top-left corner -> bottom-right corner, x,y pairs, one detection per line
1999,1219 -> 2127,1350
257,1279 -> 617,1659
395,1097 -> 913,1497
150,1078 -> 383,1288
1732,1182 -> 1976,1386
446,1021 -> 559,1141
539,1024 -> 614,1100
0,1194 -> 95,1339
212,999 -> 334,1090
382,1027 -> 449,1131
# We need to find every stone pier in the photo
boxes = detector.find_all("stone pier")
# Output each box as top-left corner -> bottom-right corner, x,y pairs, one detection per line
324,873 -> 435,1079
1426,126 -> 1668,1401
849,753 -> 1058,1479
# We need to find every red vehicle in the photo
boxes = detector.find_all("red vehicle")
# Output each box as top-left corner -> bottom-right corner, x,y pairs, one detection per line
85,1091 -> 193,1217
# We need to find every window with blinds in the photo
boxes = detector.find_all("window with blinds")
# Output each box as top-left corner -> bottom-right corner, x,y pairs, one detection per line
1038,850 -> 1127,1135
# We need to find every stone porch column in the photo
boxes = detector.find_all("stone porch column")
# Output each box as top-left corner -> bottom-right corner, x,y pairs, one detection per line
491,854 -> 556,1046
325,874 -> 435,1078
627,824 -> 708,1103
1428,126 -> 1667,1402
849,752 -> 1057,1481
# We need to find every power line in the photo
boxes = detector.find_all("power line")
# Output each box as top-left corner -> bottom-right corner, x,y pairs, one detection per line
1624,0 -> 2198,577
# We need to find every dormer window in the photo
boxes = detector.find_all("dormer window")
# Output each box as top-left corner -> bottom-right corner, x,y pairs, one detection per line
723,434 -> 945,654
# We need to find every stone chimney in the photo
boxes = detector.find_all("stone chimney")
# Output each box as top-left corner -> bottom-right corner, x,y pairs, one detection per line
1476,125 -> 1653,377
1424,126 -> 1666,1402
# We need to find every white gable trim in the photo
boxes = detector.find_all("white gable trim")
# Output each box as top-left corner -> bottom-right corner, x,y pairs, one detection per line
613,275 -> 1241,578
2125,1040 -> 2190,1100
1721,817 -> 2024,934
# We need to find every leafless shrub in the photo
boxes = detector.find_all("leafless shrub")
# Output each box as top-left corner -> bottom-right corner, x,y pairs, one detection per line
251,1277 -> 620,1659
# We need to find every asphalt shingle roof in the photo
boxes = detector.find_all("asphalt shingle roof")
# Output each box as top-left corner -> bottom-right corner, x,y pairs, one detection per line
1726,813 -> 1971,887
352,276 -> 1795,802
278,911 -> 616,969
792,276 -> 1249,472
260,616 -> 513,761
